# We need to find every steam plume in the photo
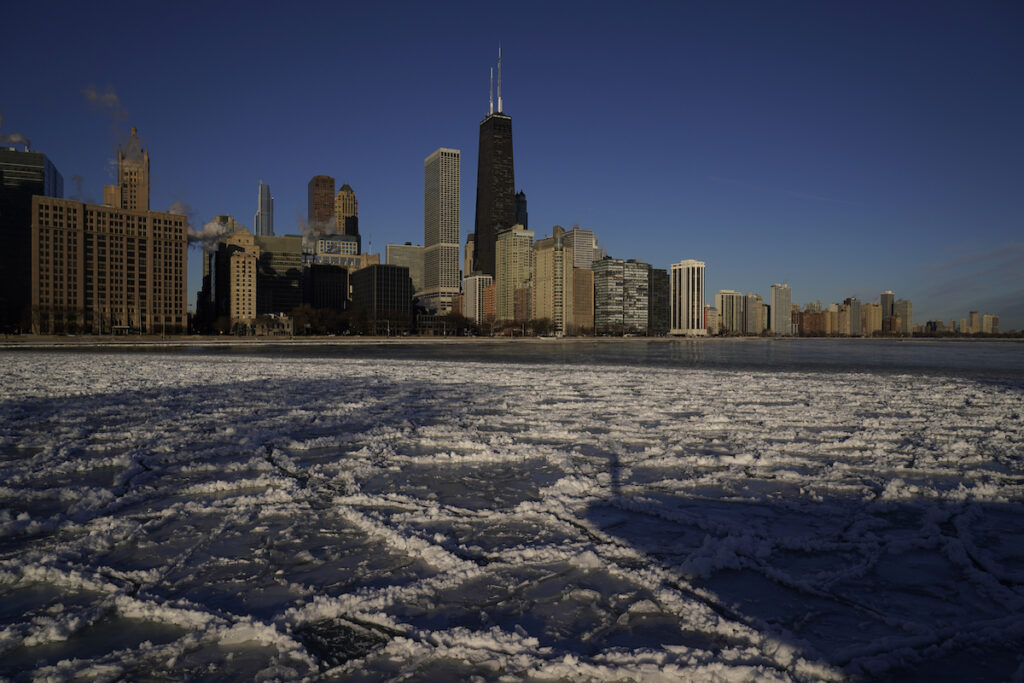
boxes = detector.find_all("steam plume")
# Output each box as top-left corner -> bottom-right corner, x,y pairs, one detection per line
0,109 -> 31,149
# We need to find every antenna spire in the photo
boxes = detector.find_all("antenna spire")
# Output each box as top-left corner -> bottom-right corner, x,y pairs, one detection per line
497,44 -> 503,113
489,67 -> 494,115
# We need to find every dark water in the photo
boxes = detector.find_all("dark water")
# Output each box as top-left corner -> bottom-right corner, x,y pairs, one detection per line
15,338 -> 1024,380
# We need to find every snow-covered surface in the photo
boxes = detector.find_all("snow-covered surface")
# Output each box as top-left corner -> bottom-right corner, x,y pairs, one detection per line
1,344 -> 1022,681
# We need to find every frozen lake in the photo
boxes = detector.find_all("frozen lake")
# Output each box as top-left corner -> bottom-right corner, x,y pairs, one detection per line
1,340 -> 1022,680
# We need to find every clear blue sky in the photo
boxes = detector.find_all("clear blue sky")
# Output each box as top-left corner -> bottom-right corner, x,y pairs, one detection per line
3,1 -> 1022,329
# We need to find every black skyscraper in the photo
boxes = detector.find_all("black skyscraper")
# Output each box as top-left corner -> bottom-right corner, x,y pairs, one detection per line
0,148 -> 63,331
473,50 -> 516,278
515,190 -> 528,230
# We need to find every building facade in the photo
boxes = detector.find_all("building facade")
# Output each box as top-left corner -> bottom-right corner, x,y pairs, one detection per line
573,268 -> 594,333
473,52 -> 516,277
386,242 -> 426,295
255,181 -> 274,236
563,226 -> 598,270
532,226 -> 574,335
494,223 -> 532,321
423,148 -> 461,313
0,147 -> 63,331
103,127 -> 148,211
593,258 -> 624,333
31,197 -> 188,334
894,299 -> 913,335
670,259 -> 706,336
715,290 -> 744,335
31,131 -> 186,335
334,184 -> 359,240
254,234 -> 303,315
744,293 -> 764,335
770,283 -> 792,336
463,273 -> 493,324
350,264 -> 414,335
307,175 -> 335,230
648,268 -> 670,336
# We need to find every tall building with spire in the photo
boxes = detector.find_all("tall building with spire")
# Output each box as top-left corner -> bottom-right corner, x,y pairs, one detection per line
32,127 -> 187,334
255,181 -> 274,236
334,184 -> 358,237
103,127 -> 149,211
473,48 -> 516,278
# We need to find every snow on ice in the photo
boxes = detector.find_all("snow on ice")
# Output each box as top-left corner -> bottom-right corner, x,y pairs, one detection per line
0,347 -> 1022,680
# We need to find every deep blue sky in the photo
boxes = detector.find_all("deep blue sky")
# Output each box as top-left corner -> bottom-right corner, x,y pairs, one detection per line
3,1 -> 1022,328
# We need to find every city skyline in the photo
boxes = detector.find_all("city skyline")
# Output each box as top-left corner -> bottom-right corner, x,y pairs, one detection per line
2,3 -> 1021,328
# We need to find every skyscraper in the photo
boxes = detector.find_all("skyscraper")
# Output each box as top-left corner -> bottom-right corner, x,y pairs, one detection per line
564,226 -> 599,270
0,147 -> 63,331
423,148 -> 461,313
515,191 -> 528,230
744,293 -> 764,335
307,175 -> 335,230
715,290 -> 744,335
386,242 -> 425,294
32,129 -> 186,334
880,290 -> 894,319
473,49 -> 516,277
532,226 -> 574,335
770,283 -> 792,336
671,260 -> 706,336
894,299 -> 913,335
334,184 -> 359,242
103,127 -> 148,211
494,223 -> 532,321
648,268 -> 670,336
255,181 -> 274,236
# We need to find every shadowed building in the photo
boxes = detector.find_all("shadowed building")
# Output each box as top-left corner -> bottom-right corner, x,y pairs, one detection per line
350,264 -> 414,335
473,49 -> 516,277
894,299 -> 913,335
573,268 -> 594,333
648,268 -> 670,336
304,263 -> 348,312
386,242 -> 426,295
254,234 -> 303,315
0,147 -> 63,331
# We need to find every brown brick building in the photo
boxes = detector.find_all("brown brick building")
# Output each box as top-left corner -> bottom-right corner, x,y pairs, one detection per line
30,128 -> 187,334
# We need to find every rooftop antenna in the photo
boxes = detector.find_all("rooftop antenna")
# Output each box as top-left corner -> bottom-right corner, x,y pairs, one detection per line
497,44 -> 503,113
489,67 -> 494,115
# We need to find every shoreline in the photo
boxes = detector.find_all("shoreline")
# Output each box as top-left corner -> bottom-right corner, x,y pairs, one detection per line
1,335 -> 1020,350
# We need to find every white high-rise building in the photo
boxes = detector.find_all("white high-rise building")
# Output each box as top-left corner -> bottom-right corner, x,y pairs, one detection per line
564,226 -> 599,269
423,148 -> 460,312
255,181 -> 274,236
670,260 -> 706,336
464,273 -> 493,324
715,289 -> 744,334
770,283 -> 792,336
